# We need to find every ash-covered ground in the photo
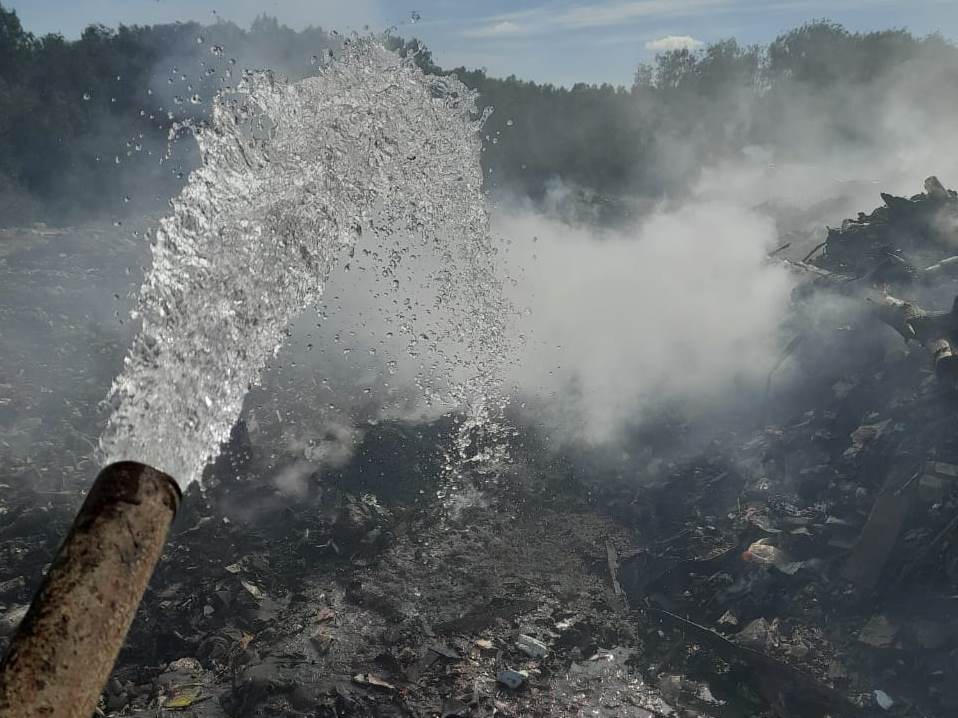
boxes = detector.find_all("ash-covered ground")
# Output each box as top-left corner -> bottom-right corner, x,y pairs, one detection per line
6,180 -> 958,717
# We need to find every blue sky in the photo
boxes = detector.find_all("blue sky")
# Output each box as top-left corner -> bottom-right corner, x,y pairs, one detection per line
9,0 -> 958,86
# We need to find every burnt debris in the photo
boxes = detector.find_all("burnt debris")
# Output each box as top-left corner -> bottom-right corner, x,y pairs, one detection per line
6,180 -> 958,716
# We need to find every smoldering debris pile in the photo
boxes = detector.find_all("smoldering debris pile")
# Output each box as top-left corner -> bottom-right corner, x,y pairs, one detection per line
814,176 -> 958,280
795,177 -> 958,390
607,177 -> 958,717
5,181 -> 958,717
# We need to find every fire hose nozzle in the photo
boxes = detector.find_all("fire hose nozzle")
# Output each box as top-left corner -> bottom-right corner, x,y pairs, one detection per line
0,461 -> 180,718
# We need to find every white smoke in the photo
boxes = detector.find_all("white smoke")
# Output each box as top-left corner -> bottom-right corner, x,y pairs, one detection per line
498,200 -> 793,442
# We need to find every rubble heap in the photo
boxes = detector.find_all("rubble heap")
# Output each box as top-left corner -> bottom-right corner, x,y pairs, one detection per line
814,176 -> 958,282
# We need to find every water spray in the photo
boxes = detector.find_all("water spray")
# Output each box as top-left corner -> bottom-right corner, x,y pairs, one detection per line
0,40 -> 509,716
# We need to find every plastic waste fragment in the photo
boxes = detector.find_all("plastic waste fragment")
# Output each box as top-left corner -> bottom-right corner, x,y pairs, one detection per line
516,634 -> 549,659
240,580 -> 263,600
497,669 -> 527,690
352,673 -> 395,690
742,538 -> 805,574
164,687 -> 209,710
874,690 -> 894,710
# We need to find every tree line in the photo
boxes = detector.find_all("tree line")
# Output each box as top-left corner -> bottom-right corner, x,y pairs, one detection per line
1,3 -> 957,224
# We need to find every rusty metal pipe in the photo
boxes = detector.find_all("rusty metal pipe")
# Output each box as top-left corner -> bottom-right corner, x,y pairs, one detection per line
0,461 -> 180,718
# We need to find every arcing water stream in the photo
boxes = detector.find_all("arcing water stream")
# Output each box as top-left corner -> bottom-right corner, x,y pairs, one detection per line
98,40 -> 512,488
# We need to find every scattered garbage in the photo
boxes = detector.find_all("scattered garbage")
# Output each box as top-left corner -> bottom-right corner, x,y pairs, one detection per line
496,669 -> 527,690
515,634 -> 549,659
239,580 -> 264,600
857,615 -> 898,648
163,687 -> 209,710
352,673 -> 396,691
314,606 -> 335,623
874,689 -> 895,710
737,617 -> 776,650
742,538 -> 805,575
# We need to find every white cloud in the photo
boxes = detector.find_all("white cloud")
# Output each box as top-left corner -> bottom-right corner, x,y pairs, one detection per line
645,34 -> 704,52
457,0 -> 730,38
463,20 -> 523,38
456,0 -> 902,40
555,0 -> 724,28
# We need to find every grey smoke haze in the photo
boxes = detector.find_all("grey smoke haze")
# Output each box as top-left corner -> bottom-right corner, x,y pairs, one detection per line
5,25 -> 958,487
642,34 -> 958,226
275,27 -> 958,452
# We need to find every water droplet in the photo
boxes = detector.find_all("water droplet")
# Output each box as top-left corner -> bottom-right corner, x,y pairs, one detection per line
410,10 -> 421,23
190,94 -> 202,104
196,36 -> 204,44
506,118 -> 514,126
210,45 -> 224,56
82,92 -> 91,101
310,55 -> 318,65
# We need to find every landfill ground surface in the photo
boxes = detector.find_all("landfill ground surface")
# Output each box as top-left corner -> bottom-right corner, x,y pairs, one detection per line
5,180 -> 958,716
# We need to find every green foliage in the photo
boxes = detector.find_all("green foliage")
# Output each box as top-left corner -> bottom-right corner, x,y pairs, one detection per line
0,4 -> 957,225
466,22 -> 958,206
0,12 -> 202,222
0,5 -> 337,224
456,70 -> 642,199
